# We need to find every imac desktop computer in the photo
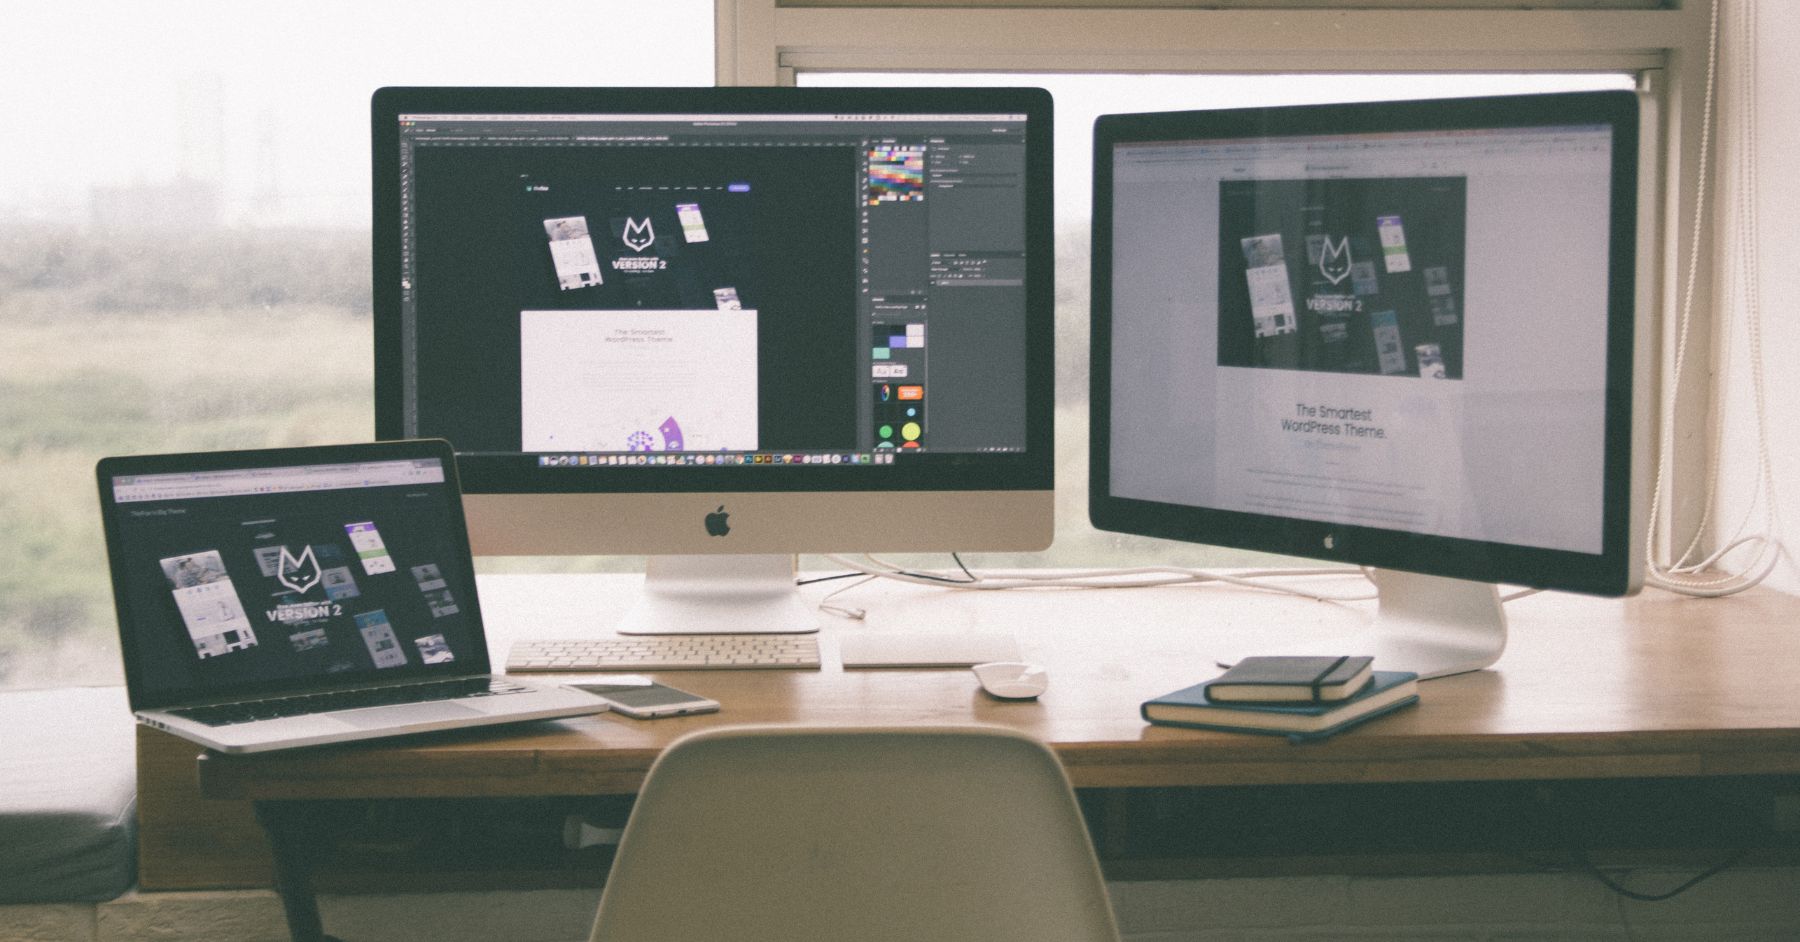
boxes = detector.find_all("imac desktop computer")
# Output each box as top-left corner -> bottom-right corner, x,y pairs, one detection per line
372,87 -> 1054,638
1089,91 -> 1649,679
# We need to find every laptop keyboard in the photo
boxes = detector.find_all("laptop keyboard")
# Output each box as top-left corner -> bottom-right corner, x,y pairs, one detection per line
169,677 -> 533,727
507,635 -> 822,672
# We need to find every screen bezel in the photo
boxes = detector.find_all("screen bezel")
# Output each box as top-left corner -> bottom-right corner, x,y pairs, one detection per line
97,439 -> 489,712
1088,91 -> 1640,596
371,85 -> 1054,496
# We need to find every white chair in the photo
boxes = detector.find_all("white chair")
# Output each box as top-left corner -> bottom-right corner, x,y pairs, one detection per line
589,725 -> 1120,942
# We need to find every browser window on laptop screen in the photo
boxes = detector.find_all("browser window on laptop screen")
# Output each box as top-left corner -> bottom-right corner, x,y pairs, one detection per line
106,456 -> 485,705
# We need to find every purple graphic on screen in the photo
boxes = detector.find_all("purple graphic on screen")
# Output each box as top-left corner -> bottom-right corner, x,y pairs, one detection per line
659,417 -> 685,452
626,430 -> 655,452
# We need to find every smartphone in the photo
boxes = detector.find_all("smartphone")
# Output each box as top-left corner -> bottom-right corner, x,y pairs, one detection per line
567,678 -> 720,719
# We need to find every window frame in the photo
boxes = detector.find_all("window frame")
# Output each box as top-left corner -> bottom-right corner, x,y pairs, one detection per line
714,0 -> 1717,563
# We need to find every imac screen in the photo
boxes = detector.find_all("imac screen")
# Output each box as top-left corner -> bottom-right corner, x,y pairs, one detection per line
375,89 -> 1050,495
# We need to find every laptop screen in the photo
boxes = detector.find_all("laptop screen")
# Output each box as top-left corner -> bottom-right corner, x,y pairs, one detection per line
101,447 -> 488,707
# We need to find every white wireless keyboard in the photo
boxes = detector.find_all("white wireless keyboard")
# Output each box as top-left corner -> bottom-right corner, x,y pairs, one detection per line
507,635 -> 822,672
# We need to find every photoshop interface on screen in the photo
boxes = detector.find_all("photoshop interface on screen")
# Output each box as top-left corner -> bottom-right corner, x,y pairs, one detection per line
395,111 -> 1031,468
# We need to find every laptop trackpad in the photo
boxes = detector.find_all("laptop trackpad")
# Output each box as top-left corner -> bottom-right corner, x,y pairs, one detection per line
335,701 -> 482,728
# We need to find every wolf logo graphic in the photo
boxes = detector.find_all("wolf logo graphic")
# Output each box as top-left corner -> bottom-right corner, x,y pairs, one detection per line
1318,235 -> 1352,286
621,217 -> 655,252
277,545 -> 323,595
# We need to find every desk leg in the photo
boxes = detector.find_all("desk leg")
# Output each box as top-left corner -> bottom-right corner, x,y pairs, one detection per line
253,801 -> 346,942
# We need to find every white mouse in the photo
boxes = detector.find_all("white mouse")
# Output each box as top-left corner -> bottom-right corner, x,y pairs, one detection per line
972,661 -> 1048,701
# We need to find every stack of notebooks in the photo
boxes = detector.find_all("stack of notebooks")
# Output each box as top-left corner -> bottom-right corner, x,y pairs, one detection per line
1141,656 -> 1419,742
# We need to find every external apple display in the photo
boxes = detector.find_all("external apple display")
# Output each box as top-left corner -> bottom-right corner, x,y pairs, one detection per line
1091,92 -> 1645,678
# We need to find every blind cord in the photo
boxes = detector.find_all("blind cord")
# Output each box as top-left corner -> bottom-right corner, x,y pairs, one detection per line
1644,0 -> 1787,597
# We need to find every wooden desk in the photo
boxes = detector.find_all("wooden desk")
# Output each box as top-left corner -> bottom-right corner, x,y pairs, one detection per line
143,573 -> 1800,893
198,573 -> 1800,800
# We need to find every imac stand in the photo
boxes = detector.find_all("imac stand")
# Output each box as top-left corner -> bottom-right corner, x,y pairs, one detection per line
615,554 -> 819,636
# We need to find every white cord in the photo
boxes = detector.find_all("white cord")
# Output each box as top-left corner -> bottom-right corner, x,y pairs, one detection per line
807,557 -> 1576,622
821,554 -> 1379,602
817,573 -> 878,620
1644,0 -> 1787,597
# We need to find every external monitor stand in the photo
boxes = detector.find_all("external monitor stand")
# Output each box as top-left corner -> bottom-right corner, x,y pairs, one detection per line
1219,568 -> 1507,681
1359,568 -> 1507,680
615,554 -> 820,635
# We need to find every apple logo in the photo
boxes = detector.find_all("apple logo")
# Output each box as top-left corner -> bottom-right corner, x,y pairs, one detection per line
704,505 -> 731,537
1322,534 -> 1336,550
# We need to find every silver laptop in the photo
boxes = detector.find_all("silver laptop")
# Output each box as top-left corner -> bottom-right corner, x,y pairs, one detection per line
98,440 -> 608,753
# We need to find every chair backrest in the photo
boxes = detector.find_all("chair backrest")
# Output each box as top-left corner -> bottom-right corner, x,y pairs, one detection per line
590,725 -> 1120,942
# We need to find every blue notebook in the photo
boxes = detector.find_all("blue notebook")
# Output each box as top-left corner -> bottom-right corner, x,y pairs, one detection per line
1141,670 -> 1419,742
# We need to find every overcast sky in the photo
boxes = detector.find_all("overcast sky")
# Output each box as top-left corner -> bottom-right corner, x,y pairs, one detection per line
1,1 -> 713,225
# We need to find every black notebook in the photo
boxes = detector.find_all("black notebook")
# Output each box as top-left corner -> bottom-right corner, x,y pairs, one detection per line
1206,655 -> 1375,703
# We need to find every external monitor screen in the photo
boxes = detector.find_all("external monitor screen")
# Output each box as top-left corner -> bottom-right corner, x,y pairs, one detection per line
375,89 -> 1051,497
1092,92 -> 1640,595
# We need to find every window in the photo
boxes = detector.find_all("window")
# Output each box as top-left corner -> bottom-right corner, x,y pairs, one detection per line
733,0 -> 1720,576
0,1 -> 713,690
